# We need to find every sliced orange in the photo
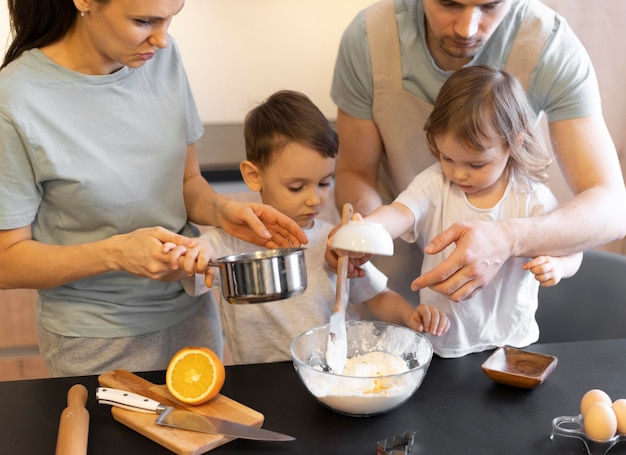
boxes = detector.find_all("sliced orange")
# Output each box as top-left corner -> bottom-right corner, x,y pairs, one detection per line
166,346 -> 226,405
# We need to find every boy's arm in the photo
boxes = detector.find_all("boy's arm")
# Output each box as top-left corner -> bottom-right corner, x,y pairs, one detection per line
362,288 -> 415,326
362,289 -> 449,336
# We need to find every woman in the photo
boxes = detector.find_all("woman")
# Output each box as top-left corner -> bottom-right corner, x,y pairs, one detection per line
0,0 -> 306,376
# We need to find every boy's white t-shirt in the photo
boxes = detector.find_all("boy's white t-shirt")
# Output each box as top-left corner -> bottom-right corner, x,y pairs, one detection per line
395,164 -> 558,358
184,219 -> 388,365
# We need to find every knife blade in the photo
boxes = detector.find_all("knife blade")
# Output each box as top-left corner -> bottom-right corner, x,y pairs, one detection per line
96,387 -> 295,441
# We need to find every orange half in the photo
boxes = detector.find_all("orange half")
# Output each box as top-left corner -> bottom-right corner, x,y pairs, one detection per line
166,346 -> 226,405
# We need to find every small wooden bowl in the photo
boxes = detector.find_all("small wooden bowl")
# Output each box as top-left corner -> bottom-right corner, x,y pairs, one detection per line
481,346 -> 558,389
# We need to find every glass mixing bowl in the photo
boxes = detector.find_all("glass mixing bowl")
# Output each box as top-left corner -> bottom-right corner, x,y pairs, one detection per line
290,320 -> 433,417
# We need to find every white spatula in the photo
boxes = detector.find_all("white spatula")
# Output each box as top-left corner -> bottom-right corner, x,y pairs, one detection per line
326,203 -> 353,374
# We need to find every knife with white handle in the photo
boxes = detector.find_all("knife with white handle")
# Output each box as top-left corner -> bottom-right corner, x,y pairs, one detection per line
96,387 -> 295,441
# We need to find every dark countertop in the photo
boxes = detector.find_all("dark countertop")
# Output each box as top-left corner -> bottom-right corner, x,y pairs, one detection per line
2,338 -> 626,455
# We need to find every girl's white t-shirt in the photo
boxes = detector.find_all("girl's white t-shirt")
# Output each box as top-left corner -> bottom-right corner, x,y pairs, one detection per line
395,164 -> 558,357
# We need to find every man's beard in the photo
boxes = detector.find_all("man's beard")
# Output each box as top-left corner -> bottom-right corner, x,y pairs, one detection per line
438,36 -> 484,60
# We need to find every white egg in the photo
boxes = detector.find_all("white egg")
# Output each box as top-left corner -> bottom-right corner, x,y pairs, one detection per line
612,399 -> 626,434
581,389 -> 612,416
583,402 -> 617,442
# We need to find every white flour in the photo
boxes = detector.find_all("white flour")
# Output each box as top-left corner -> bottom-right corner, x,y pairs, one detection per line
305,351 -> 422,415
342,351 -> 409,377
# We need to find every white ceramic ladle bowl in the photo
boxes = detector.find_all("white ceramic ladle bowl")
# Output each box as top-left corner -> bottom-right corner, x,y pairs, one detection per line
331,220 -> 394,256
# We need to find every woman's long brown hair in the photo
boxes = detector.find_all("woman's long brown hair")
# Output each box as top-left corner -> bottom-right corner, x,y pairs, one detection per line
2,0 -> 78,69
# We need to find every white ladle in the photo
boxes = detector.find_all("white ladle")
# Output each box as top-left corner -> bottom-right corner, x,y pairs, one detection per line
326,204 -> 394,374
331,217 -> 394,256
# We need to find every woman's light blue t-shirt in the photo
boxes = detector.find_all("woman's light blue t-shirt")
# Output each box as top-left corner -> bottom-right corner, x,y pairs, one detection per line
0,39 -> 208,337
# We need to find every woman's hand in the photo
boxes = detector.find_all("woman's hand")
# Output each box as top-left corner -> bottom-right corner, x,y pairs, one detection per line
0,225 -> 202,289
110,226 -> 199,281
218,200 -> 308,249
182,145 -> 307,249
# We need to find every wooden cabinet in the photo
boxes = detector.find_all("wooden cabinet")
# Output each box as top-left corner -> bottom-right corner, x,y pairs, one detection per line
0,289 -> 50,381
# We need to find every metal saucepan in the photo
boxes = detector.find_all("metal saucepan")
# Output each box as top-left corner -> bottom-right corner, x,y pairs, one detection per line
209,247 -> 307,304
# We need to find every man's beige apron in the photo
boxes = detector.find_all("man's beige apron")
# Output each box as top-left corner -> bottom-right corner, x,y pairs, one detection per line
365,0 -> 554,302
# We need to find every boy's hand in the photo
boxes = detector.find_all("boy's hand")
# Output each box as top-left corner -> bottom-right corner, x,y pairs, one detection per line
324,212 -> 373,278
162,239 -> 218,288
162,241 -> 189,269
324,244 -> 370,278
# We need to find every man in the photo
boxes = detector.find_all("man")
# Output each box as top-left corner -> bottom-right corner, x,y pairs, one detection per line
331,0 -> 626,302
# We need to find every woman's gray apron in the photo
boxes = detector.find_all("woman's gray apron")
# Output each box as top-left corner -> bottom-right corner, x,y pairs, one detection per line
365,0 -> 554,302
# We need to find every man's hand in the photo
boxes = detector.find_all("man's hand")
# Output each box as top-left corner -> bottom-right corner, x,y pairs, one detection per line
411,220 -> 513,301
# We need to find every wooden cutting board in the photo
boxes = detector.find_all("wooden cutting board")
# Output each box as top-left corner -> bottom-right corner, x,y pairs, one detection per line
98,369 -> 264,455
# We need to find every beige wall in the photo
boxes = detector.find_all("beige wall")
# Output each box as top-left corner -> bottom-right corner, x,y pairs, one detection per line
1,1 -> 372,123
167,0 -> 372,123
542,1 -> 626,253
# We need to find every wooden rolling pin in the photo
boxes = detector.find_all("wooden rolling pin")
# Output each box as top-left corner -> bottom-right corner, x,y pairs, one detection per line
55,384 -> 89,455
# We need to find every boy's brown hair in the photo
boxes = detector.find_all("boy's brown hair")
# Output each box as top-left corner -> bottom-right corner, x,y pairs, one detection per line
244,90 -> 338,169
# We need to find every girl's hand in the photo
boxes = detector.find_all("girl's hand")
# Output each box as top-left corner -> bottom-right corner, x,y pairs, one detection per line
523,256 -> 565,287
408,304 -> 450,336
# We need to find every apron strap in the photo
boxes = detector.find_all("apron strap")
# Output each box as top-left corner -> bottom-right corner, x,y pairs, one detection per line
367,0 -> 555,93
366,0 -> 403,91
505,0 -> 556,92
